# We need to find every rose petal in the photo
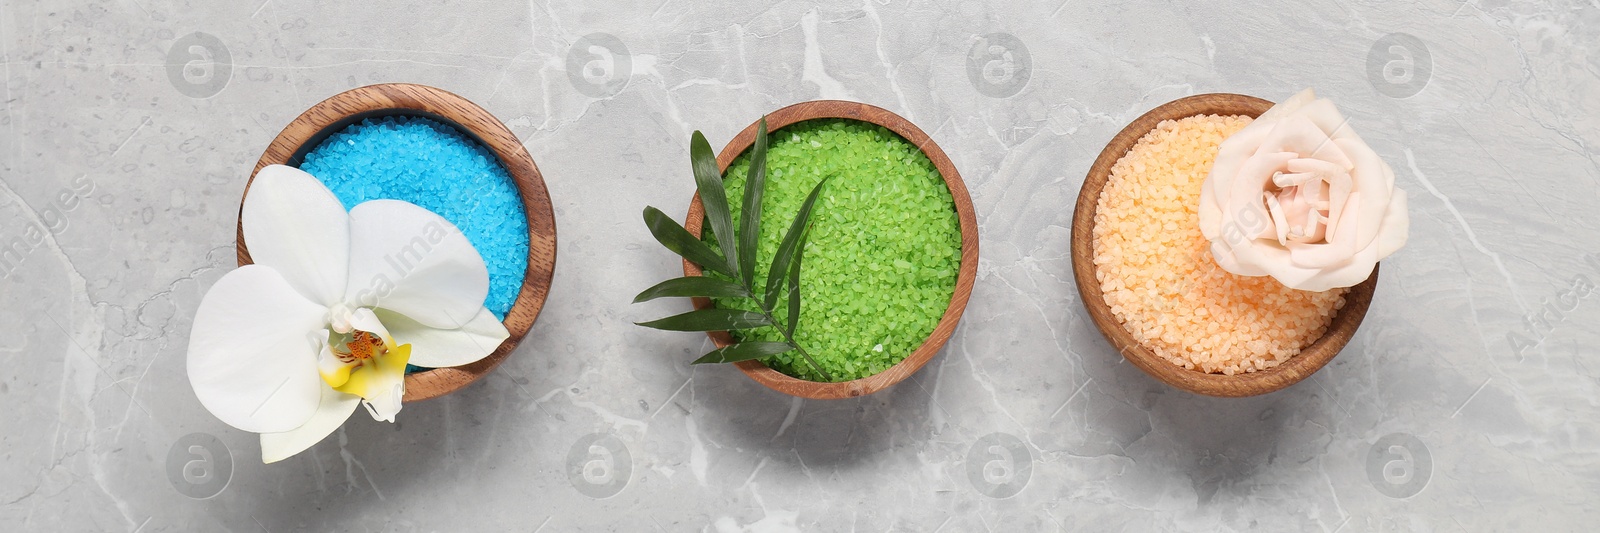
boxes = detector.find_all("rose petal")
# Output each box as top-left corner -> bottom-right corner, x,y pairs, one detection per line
1374,188 -> 1409,259
1276,186 -> 1326,243
1295,98 -> 1362,145
1286,157 -> 1348,239
1264,191 -> 1291,245
1209,240 -> 1265,277
1287,241 -> 1381,292
1229,237 -> 1313,286
1290,193 -> 1365,269
1283,157 -> 1347,183
1336,137 -> 1395,250
1198,179 -> 1222,239
1263,117 -> 1353,169
1202,122 -> 1277,240
375,307 -> 510,368
1227,151 -> 1295,240
259,385 -> 361,463
187,265 -> 328,434
241,165 -> 351,307
1257,88 -> 1317,122
343,200 -> 490,330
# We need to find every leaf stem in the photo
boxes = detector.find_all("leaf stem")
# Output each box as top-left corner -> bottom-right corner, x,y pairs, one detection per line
752,301 -> 833,383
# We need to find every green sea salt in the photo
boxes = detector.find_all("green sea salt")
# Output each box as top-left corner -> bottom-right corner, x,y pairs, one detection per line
705,119 -> 961,382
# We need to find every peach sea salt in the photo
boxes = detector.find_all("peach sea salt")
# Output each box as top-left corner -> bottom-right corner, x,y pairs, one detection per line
1092,115 -> 1347,375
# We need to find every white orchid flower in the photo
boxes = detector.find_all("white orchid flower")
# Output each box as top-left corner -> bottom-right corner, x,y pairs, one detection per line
187,164 -> 509,463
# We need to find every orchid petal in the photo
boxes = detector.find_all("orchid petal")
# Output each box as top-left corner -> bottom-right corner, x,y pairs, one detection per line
259,385 -> 361,464
374,307 -> 509,368
343,200 -> 490,330
241,165 -> 351,307
347,307 -> 397,350
187,265 -> 327,434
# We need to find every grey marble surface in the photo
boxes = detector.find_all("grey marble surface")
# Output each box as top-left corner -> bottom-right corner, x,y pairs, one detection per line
2,0 -> 1598,531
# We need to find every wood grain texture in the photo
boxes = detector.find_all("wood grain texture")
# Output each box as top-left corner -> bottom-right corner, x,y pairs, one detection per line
682,100 -> 979,400
1070,92 -> 1378,398
238,83 -> 557,402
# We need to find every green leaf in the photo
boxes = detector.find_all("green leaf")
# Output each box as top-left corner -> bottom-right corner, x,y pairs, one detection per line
636,125 -> 830,377
633,276 -> 751,303
737,118 -> 769,287
642,206 -> 735,278
636,308 -> 771,332
691,341 -> 794,364
690,131 -> 739,277
785,222 -> 808,338
764,177 -> 830,311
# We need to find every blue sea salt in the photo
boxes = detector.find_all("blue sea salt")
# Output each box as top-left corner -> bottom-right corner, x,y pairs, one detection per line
299,115 -> 528,324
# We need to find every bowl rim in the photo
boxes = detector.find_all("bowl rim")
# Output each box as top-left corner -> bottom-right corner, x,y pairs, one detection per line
1069,92 -> 1378,398
681,100 -> 980,399
238,82 -> 557,402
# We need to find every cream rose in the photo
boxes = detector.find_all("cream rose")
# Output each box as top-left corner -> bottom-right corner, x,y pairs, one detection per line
1198,88 -> 1409,292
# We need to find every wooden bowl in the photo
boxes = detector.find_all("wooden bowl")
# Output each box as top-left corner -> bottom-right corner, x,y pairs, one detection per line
682,100 -> 979,399
1070,93 -> 1378,397
238,83 -> 557,402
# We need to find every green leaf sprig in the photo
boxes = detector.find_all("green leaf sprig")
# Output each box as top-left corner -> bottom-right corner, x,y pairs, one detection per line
634,119 -> 833,380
